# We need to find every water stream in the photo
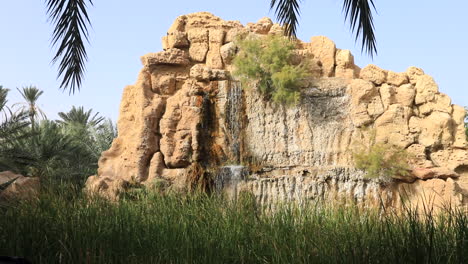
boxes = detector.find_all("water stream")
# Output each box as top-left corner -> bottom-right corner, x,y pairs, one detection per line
225,81 -> 243,163
215,165 -> 248,199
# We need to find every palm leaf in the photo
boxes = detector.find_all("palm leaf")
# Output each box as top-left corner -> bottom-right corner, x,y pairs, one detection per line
270,0 -> 302,37
270,0 -> 377,56
342,0 -> 377,56
45,0 -> 93,94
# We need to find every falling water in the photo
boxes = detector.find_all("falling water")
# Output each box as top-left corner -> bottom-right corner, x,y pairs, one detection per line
215,165 -> 248,199
225,81 -> 243,162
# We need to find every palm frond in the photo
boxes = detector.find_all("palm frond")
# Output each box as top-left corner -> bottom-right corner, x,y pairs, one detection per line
0,85 -> 9,113
342,0 -> 377,56
270,0 -> 302,37
270,0 -> 378,56
45,0 -> 93,94
57,106 -> 104,128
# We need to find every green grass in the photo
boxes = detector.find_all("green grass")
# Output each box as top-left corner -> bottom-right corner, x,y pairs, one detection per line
0,187 -> 467,263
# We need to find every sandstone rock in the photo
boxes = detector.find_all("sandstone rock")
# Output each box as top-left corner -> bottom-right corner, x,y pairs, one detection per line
374,104 -> 414,148
246,17 -> 273,34
268,23 -> 285,36
406,66 -> 424,84
394,84 -> 416,106
225,28 -> 248,43
166,31 -> 189,48
206,29 -> 225,69
85,175 -> 128,201
190,64 -> 229,81
188,29 -> 209,62
87,12 -> 468,210
418,93 -> 451,115
308,36 -> 336,77
97,70 -> 165,183
220,42 -> 238,65
452,105 -> 466,125
411,167 -> 459,180
359,64 -> 387,85
378,83 -> 414,109
410,111 -> 454,148
160,80 -> 204,168
431,148 -> 468,171
167,15 -> 187,33
414,74 -> 439,105
147,152 -> 166,182
452,105 -> 468,148
406,144 -> 433,168
0,172 -> 40,201
396,178 -> 463,211
151,73 -> 176,95
379,84 -> 396,110
335,49 -> 356,79
349,79 -> 382,127
141,49 -> 190,67
387,71 -> 409,86
0,171 -> 19,186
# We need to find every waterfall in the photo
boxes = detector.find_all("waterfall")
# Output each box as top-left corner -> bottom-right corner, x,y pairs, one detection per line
215,165 -> 248,199
225,81 -> 243,163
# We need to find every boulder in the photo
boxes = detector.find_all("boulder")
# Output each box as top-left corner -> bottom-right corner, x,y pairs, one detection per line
335,49 -> 357,79
410,111 -> 454,148
308,36 -> 336,77
411,167 -> 459,180
359,64 -> 387,85
406,66 -> 424,84
387,71 -> 409,86
141,49 -> 190,67
246,17 -> 273,34
414,75 -> 438,105
166,31 -> 189,49
0,171 -> 40,201
394,84 -> 416,106
349,79 -> 383,127
188,29 -> 209,62
374,104 -> 414,148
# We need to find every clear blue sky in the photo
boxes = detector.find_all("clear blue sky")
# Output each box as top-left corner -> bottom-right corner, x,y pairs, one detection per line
1,1 -> 467,121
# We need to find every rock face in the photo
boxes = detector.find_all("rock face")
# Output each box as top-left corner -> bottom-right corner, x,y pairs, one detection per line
0,171 -> 40,201
86,12 -> 468,210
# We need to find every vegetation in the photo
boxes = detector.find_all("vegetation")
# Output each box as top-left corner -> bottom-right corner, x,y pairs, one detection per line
233,35 -> 308,105
353,130 -> 410,180
0,85 -> 116,188
0,189 -> 467,263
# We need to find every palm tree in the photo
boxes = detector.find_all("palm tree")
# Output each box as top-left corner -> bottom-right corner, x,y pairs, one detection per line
0,86 -> 32,173
14,86 -> 47,129
44,0 -> 377,93
0,86 -> 9,117
57,106 -> 104,129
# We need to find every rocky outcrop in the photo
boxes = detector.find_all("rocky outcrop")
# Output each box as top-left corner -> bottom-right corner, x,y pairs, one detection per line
86,12 -> 468,210
0,171 -> 40,201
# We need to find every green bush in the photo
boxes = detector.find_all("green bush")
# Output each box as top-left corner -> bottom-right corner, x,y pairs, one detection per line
353,130 -> 411,180
354,143 -> 411,180
233,35 -> 308,105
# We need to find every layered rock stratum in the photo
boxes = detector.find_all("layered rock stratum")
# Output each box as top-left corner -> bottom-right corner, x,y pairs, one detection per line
86,12 -> 468,210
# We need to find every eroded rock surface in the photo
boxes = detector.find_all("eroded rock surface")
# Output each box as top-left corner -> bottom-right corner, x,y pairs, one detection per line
86,12 -> 468,210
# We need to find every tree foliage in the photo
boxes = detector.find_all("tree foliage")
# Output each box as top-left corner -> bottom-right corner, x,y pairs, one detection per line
0,87 -> 116,187
233,35 -> 308,105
